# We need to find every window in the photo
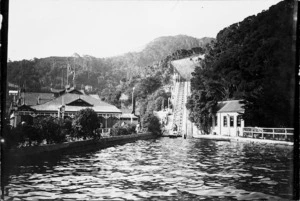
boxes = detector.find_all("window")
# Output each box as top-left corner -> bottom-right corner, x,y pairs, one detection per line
215,116 -> 218,126
223,116 -> 227,127
230,116 -> 234,127
237,115 -> 242,127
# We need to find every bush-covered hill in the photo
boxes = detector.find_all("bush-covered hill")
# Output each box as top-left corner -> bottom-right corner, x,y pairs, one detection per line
7,35 -> 213,92
7,35 -> 212,108
187,0 -> 295,132
132,35 -> 213,66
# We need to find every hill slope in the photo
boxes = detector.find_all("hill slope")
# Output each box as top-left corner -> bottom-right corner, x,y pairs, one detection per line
7,35 -> 214,94
134,35 -> 213,66
187,0 -> 295,131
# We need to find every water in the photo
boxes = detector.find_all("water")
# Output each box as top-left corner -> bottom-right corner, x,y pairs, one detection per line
3,138 -> 294,200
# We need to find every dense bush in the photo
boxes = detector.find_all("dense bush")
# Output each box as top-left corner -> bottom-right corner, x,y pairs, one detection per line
188,0 -> 295,131
7,117 -> 69,147
72,108 -> 100,139
141,112 -> 161,135
5,123 -> 25,148
154,97 -> 165,111
8,123 -> 43,146
33,116 -> 66,144
61,118 -> 75,139
110,122 -> 136,136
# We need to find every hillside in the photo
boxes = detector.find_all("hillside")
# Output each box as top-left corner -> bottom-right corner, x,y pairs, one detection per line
7,35 -> 213,105
7,35 -> 213,90
171,54 -> 205,81
133,35 -> 213,66
187,0 -> 295,132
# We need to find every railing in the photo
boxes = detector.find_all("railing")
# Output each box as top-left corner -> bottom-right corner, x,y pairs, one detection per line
242,127 -> 294,142
97,128 -> 111,137
97,127 -> 145,137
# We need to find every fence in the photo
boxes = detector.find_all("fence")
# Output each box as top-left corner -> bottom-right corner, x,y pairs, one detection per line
242,127 -> 294,142
98,128 -> 111,137
97,127 -> 144,137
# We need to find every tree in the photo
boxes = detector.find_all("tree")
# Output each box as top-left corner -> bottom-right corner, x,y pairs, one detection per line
188,0 -> 295,131
134,76 -> 162,100
33,116 -> 66,144
110,122 -> 136,136
141,112 -> 161,135
72,108 -> 100,139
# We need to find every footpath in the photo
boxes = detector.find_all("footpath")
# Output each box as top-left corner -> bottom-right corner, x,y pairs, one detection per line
193,134 -> 293,146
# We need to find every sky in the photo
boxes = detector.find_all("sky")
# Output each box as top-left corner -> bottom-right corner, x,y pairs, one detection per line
7,0 -> 282,61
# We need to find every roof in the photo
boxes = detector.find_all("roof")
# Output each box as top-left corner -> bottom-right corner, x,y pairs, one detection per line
121,108 -> 133,114
217,100 -> 244,113
120,113 -> 138,119
21,92 -> 54,106
50,88 -> 65,93
171,54 -> 204,81
89,94 -> 100,99
8,82 -> 19,89
50,87 -> 84,95
31,93 -> 121,114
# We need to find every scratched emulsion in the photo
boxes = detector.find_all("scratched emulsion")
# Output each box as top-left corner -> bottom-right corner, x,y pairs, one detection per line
4,138 -> 293,200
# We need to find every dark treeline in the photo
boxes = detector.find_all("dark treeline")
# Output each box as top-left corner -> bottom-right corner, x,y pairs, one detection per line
187,0 -> 295,132
7,35 -> 213,107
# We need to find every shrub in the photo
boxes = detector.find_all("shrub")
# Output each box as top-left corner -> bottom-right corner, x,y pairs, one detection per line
33,116 -> 66,144
8,123 -> 43,147
141,112 -> 161,135
24,124 -> 43,146
72,108 -> 100,139
60,118 -> 74,140
111,122 -> 128,136
155,96 -> 168,111
4,122 -> 25,148
111,122 -> 137,136
124,123 -> 137,134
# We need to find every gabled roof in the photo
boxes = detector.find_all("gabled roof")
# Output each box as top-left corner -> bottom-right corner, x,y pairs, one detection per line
89,94 -> 100,100
121,108 -> 133,114
120,113 -> 138,119
18,104 -> 36,111
66,88 -> 84,95
31,93 -> 121,114
217,100 -> 244,113
20,92 -> 54,106
51,87 -> 84,95
66,98 -> 93,106
50,88 -> 65,93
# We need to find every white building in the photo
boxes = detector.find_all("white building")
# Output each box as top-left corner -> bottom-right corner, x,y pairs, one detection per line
211,100 -> 245,137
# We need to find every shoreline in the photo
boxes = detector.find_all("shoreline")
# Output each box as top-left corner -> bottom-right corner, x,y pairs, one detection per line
6,133 -> 157,157
193,134 -> 293,146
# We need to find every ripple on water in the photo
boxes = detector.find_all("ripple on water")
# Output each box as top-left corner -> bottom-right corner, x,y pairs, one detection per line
5,138 -> 293,200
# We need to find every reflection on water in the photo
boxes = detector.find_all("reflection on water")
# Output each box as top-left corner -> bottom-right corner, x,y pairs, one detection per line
4,138 -> 293,200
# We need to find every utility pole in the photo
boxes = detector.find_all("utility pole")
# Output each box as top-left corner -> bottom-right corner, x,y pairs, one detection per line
132,87 -> 135,114
73,57 -> 76,88
61,68 -> 64,88
66,58 -> 70,86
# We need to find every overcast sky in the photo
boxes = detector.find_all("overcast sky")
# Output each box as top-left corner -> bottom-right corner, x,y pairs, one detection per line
8,0 -> 282,61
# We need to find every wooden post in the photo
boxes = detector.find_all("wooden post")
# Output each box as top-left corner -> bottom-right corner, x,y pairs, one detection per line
285,129 -> 287,141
